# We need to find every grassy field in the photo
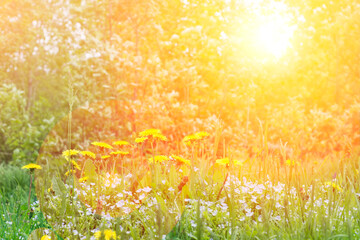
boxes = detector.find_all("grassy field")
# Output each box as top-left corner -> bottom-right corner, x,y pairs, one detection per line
2,126 -> 359,240
1,0 -> 360,239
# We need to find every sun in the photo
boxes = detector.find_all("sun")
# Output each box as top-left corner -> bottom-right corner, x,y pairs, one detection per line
253,15 -> 295,59
229,1 -> 297,60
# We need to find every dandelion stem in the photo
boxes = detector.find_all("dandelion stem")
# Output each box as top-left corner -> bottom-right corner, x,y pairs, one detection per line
217,172 -> 229,200
27,172 -> 33,210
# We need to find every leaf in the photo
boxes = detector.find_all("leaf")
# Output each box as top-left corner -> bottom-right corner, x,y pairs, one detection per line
212,168 -> 225,185
83,159 -> 97,182
51,176 -> 66,199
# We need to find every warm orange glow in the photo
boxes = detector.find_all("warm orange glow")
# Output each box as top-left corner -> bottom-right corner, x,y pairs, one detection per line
5,0 -> 359,238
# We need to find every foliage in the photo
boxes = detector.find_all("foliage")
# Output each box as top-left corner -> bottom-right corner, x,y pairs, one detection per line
0,164 -> 49,239
0,83 -> 55,165
0,0 -> 359,162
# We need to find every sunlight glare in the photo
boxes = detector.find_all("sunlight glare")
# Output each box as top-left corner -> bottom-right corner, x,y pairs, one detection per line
253,14 -> 295,59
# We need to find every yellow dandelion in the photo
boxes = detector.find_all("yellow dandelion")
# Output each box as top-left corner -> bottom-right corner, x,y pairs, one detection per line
113,140 -> 130,146
139,128 -> 161,137
71,160 -> 81,170
148,155 -> 169,163
194,131 -> 210,139
285,160 -> 300,167
62,149 -> 79,157
215,158 -> 228,165
183,131 -> 210,146
65,169 -> 76,176
138,129 -> 167,142
170,155 -> 190,166
101,155 -> 111,160
183,134 -> 201,143
47,182 -> 53,193
41,235 -> 51,240
110,151 -> 129,156
152,133 -> 168,141
325,181 -> 343,192
22,163 -> 42,170
80,150 -> 96,159
79,176 -> 88,183
183,134 -> 201,146
94,229 -> 116,240
215,158 -> 243,167
135,137 -> 148,143
91,142 -> 113,149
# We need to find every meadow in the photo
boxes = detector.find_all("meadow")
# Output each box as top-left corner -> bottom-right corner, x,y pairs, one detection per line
2,121 -> 360,240
3,101 -> 360,239
1,0 -> 360,239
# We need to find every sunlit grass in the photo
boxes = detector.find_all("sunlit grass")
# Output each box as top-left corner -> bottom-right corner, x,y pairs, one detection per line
27,122 -> 360,239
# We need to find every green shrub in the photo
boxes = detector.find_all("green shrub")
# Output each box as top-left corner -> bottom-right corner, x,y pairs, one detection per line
0,83 -> 56,166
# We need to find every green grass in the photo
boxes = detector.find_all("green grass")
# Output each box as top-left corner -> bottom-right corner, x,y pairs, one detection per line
1,152 -> 360,240
0,164 -> 50,240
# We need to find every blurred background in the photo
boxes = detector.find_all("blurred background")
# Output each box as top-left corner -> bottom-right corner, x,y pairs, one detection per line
0,0 -> 359,166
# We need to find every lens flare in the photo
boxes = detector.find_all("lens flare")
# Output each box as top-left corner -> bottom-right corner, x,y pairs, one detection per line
230,1 -> 297,61
253,15 -> 295,58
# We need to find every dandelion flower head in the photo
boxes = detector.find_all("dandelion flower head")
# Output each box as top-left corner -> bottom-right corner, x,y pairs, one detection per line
285,159 -> 300,167
215,158 -> 243,167
62,149 -> 79,157
139,129 -> 167,142
79,176 -> 88,183
325,181 -> 343,192
94,229 -> 116,240
183,131 -> 209,146
139,129 -> 161,137
135,137 -> 148,144
113,140 -> 130,146
22,163 -> 42,170
148,155 -> 169,163
71,160 -> 81,170
170,155 -> 190,166
65,169 -> 76,176
80,150 -> 96,159
91,142 -> 113,149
